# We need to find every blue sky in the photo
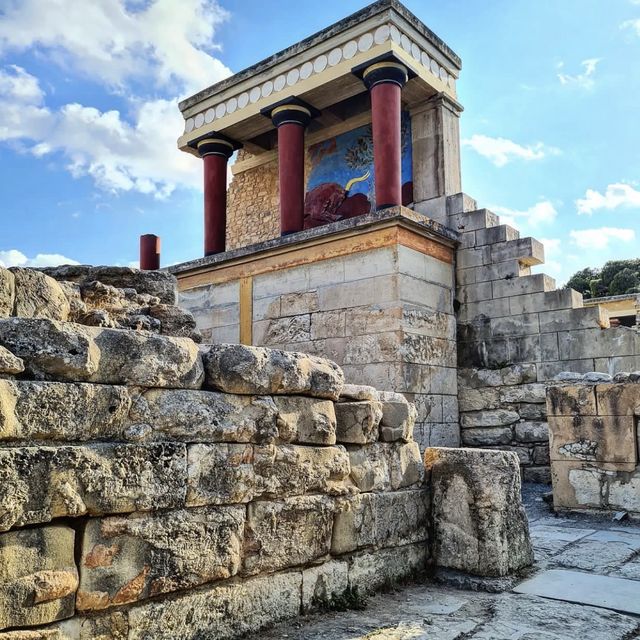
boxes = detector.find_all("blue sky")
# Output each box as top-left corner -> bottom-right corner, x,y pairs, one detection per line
0,0 -> 639,284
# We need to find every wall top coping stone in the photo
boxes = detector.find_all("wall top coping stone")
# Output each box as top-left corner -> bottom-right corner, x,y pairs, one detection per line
167,206 -> 459,280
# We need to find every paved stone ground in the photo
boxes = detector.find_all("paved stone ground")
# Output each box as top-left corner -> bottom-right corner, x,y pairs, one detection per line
247,484 -> 640,639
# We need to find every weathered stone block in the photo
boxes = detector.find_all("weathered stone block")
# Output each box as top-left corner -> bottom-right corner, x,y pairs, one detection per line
332,489 -> 429,555
129,388 -> 278,443
0,381 -> 131,441
347,543 -> 428,595
339,383 -> 380,401
335,400 -> 382,444
347,442 -> 423,492
272,396 -> 336,444
514,421 -> 549,443
379,397 -> 416,442
243,495 -> 334,574
126,571 -> 301,640
203,344 -> 344,399
10,268 -> 70,322
301,560 -> 349,612
186,443 -> 350,506
595,384 -> 640,417
460,427 -> 513,446
548,415 -> 637,464
546,384 -> 597,416
0,345 -> 23,374
0,268 -> 15,318
426,447 -> 534,576
500,383 -> 546,404
0,526 -> 77,630
0,443 -> 187,531
77,506 -> 244,611
460,409 -> 519,428
0,319 -> 204,388
458,387 -> 500,412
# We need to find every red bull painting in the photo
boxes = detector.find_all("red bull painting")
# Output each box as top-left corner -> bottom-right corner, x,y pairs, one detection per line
304,112 -> 413,229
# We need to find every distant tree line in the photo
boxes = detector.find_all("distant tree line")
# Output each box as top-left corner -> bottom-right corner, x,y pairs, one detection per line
566,259 -> 640,299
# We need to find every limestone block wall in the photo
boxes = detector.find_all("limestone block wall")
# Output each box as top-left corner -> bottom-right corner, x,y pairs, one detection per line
547,375 -> 640,515
0,271 -> 430,639
451,195 -> 640,482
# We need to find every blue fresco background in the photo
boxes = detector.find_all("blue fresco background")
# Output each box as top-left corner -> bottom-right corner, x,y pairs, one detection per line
306,111 -> 413,210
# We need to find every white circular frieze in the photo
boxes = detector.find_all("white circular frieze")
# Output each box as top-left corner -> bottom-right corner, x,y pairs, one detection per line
215,103 -> 226,118
300,61 -> 313,79
274,75 -> 286,92
226,97 -> 237,113
439,66 -> 447,81
185,117 -> 195,133
286,68 -> 300,86
313,54 -> 328,73
421,51 -> 430,68
400,34 -> 412,52
343,40 -> 358,59
204,108 -> 215,124
389,25 -> 401,43
374,24 -> 390,44
430,59 -> 439,75
411,43 -> 421,60
261,80 -> 273,97
249,86 -> 261,103
358,32 -> 373,51
328,47 -> 342,66
238,92 -> 249,108
194,113 -> 205,128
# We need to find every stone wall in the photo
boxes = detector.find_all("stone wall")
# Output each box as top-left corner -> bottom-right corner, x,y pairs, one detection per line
451,194 -> 640,482
547,374 -> 640,515
0,268 -> 430,639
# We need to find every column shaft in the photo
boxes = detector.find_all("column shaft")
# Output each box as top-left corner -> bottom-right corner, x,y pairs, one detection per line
277,122 -> 306,235
139,234 -> 160,270
203,153 -> 228,255
370,82 -> 402,208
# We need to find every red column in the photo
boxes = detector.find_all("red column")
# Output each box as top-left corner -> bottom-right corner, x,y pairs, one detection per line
139,234 -> 160,270
197,138 -> 234,256
362,62 -> 408,209
270,103 -> 314,235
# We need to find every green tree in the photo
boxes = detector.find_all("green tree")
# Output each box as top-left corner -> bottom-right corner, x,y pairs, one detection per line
609,268 -> 640,296
566,267 -> 599,299
566,259 -> 640,298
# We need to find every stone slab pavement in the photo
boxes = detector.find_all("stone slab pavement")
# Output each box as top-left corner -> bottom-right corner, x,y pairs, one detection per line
246,483 -> 640,639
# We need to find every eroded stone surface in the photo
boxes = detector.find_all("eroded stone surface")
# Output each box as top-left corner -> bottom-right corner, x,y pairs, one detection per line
335,401 -> 383,444
0,345 -> 23,374
203,344 -> 344,399
0,526 -> 78,630
273,396 -> 336,444
10,268 -> 70,322
0,443 -> 187,531
77,506 -> 244,610
0,268 -> 15,318
426,447 -> 533,576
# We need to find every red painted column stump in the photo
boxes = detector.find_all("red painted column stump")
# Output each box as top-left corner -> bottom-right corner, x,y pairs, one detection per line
264,101 -> 317,236
361,61 -> 408,209
197,137 -> 234,256
139,234 -> 160,270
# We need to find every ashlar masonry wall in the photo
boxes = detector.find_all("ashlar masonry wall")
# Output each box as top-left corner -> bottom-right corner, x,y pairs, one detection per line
0,266 -> 429,639
450,194 -> 640,482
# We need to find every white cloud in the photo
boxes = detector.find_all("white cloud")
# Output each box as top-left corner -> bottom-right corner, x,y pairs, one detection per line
0,66 -> 202,198
0,249 -> 79,268
462,135 -> 560,167
533,237 -> 563,281
557,58 -> 601,89
569,227 -> 635,250
576,182 -> 640,215
0,0 -> 231,95
491,200 -> 558,228
621,18 -> 640,35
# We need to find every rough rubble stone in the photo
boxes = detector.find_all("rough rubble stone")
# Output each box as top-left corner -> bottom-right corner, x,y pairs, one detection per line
584,371 -> 613,383
272,396 -> 336,445
0,319 -> 204,388
335,401 -> 383,444
128,388 -> 278,443
41,265 -> 177,305
301,560 -> 349,612
0,381 -> 131,441
10,268 -> 70,322
243,495 -> 335,574
332,489 -> 429,555
425,447 -> 534,577
379,398 -> 416,442
0,345 -> 24,374
460,409 -> 520,428
147,304 -> 202,342
0,268 -> 15,318
77,506 -> 244,610
203,344 -> 344,400
126,571 -> 301,640
347,442 -> 423,492
0,526 -> 78,630
186,443 -> 350,506
338,383 -> 380,401
0,443 -> 187,531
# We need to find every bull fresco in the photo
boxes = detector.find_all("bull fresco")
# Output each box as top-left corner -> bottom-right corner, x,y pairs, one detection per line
304,112 -> 413,229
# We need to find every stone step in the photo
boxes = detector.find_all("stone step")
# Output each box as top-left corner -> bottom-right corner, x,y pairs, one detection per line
514,568 -> 640,616
491,273 -> 557,299
491,237 -> 545,266
456,260 -> 531,286
448,208 -> 499,233
475,224 -> 520,247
